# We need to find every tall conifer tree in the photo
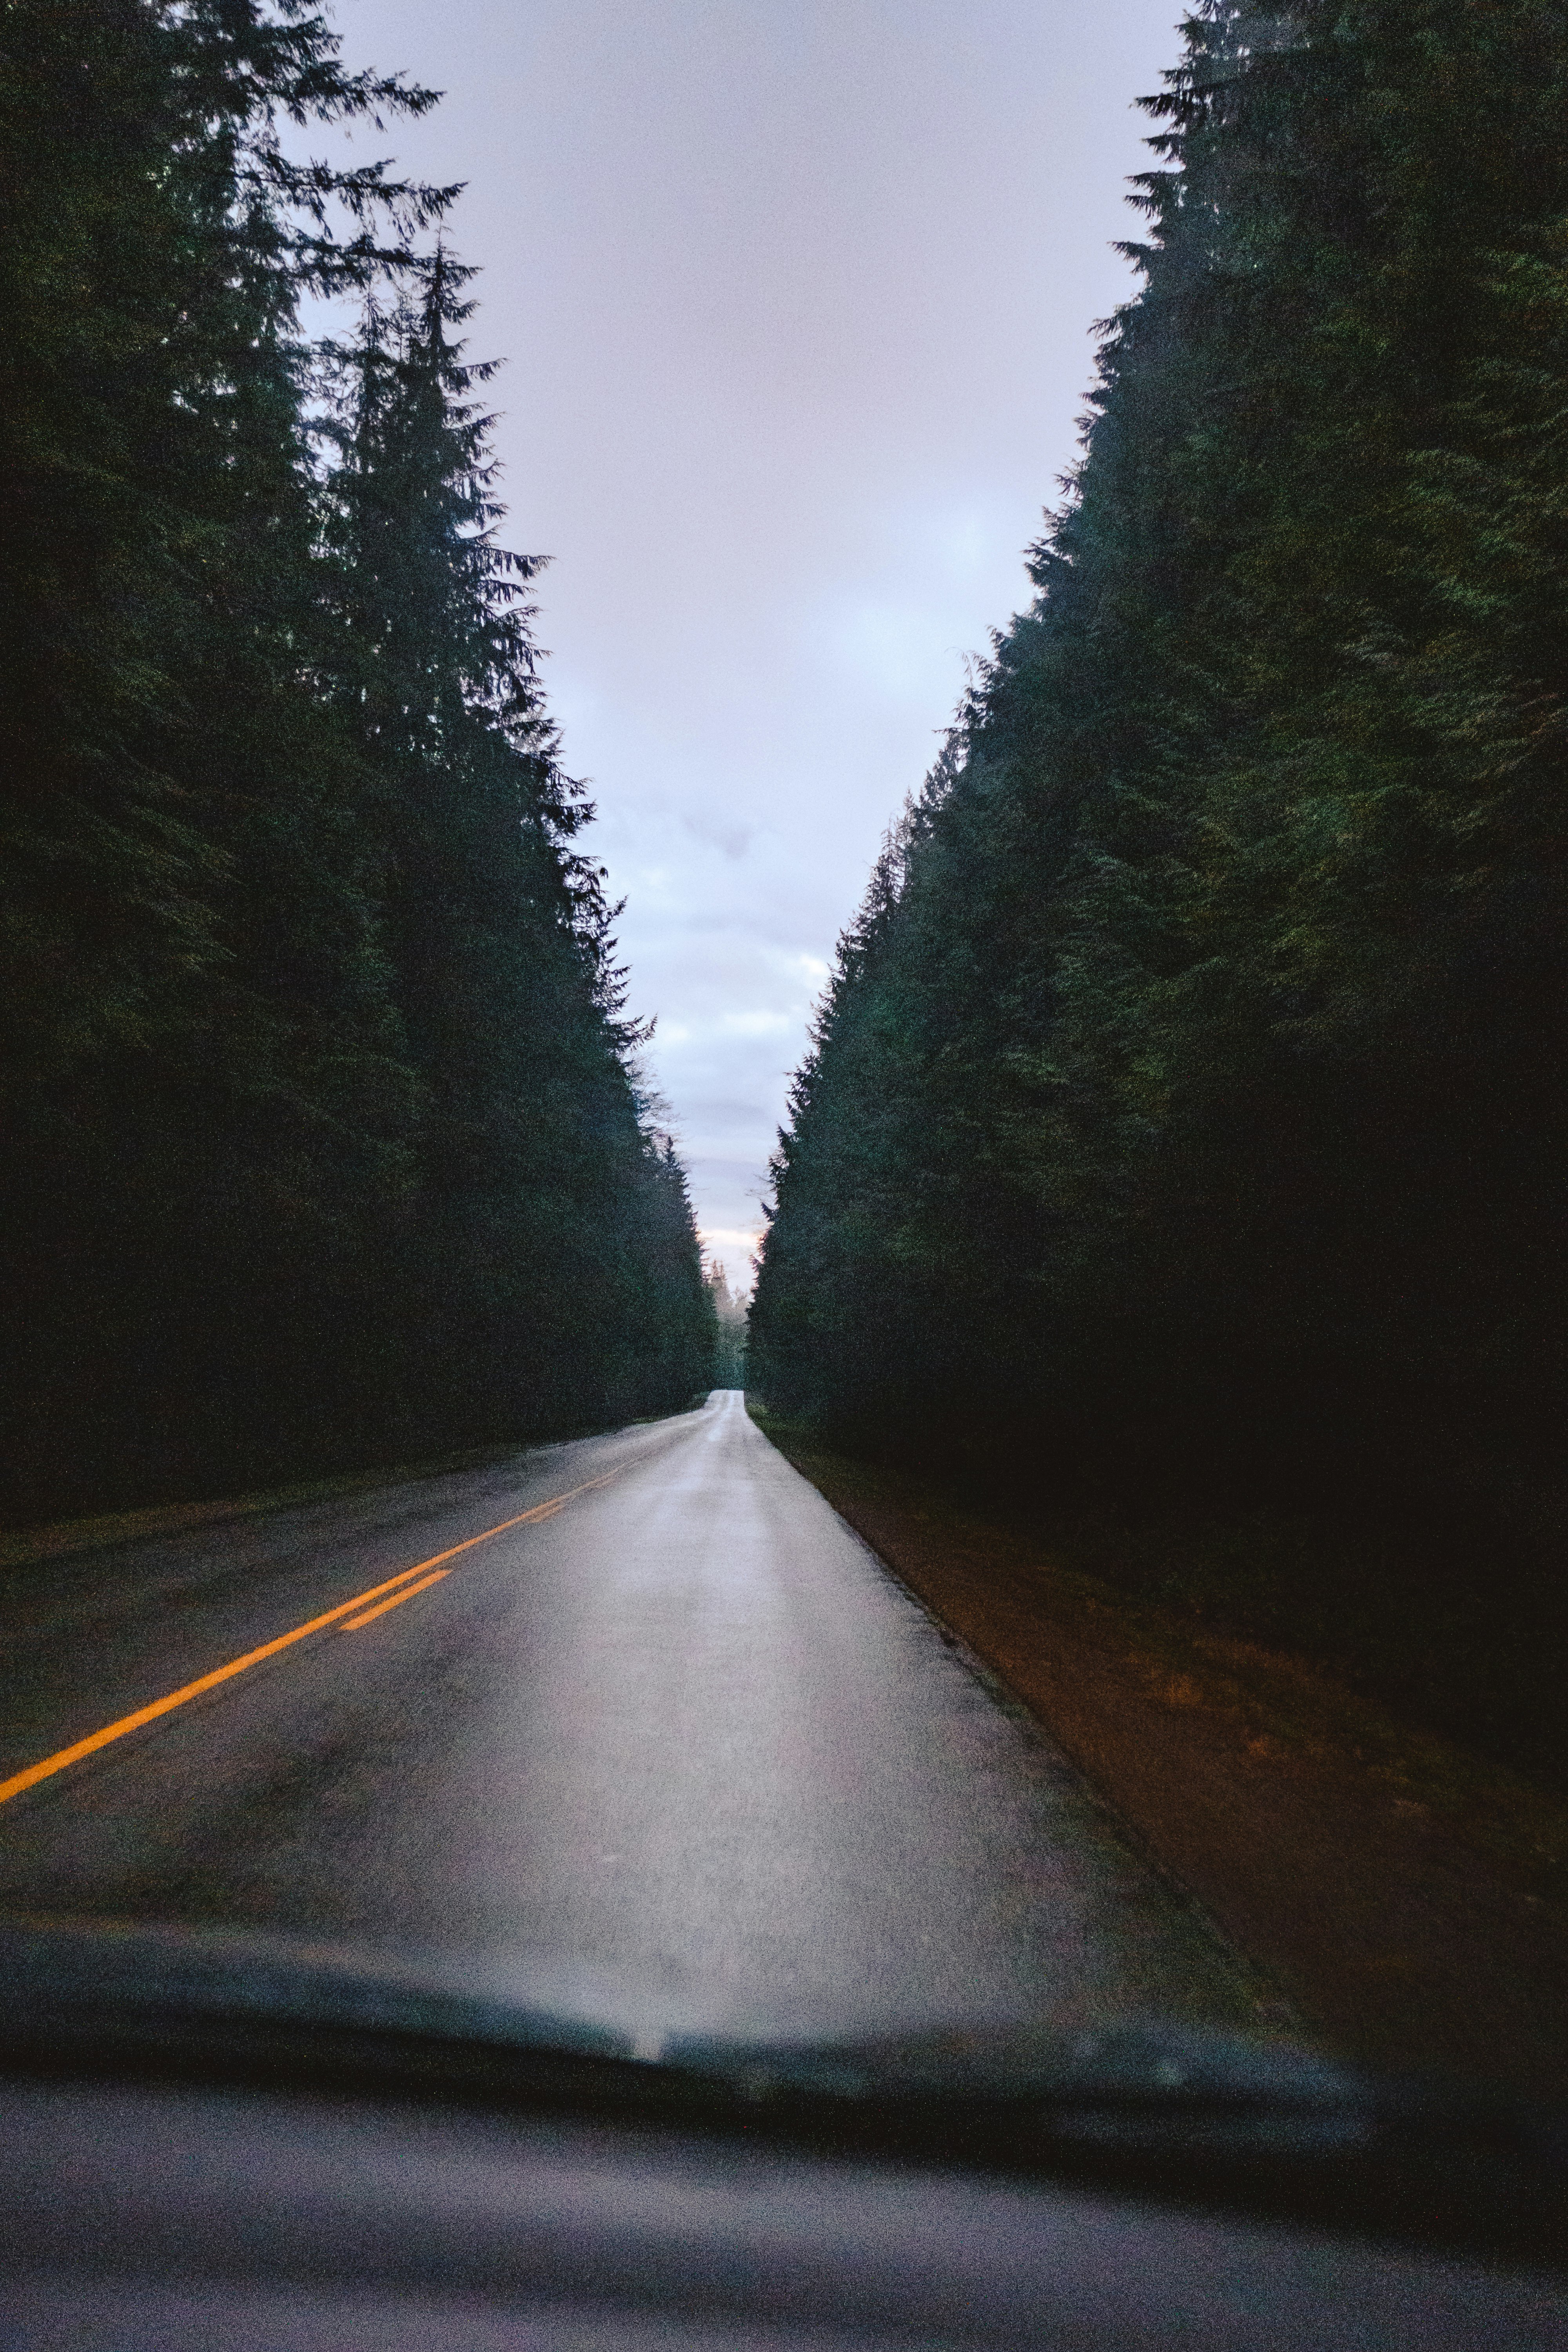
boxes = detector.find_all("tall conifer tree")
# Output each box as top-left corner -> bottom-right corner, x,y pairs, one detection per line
324,258 -> 716,1439
1,1 -> 713,1512
752,0 -> 1568,1773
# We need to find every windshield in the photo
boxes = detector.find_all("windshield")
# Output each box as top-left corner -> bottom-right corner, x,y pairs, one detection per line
0,1390 -> 1274,2053
2,0 -> 1565,2142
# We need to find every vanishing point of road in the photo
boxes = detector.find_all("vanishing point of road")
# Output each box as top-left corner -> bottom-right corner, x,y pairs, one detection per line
0,1393 -> 1264,2037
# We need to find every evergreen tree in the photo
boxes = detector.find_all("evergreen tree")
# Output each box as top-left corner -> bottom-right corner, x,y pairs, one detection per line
751,0 -> 1568,1773
0,0 -> 712,1515
324,264 -> 713,1437
1,0 -> 444,1502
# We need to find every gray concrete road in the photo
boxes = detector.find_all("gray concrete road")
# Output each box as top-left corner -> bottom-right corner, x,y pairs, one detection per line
0,1393 -> 1265,2036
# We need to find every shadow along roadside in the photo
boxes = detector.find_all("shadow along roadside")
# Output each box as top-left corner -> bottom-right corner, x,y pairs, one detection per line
748,1405 -> 1568,2097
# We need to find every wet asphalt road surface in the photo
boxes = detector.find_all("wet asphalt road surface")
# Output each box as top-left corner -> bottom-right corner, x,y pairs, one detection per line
0,1392 -> 1264,2036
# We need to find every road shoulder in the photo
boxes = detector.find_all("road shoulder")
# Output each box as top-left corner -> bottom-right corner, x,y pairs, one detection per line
750,1405 -> 1568,2096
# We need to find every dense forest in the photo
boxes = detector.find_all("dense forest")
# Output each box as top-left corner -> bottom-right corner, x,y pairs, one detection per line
751,0 -> 1568,1774
0,0 -> 713,1523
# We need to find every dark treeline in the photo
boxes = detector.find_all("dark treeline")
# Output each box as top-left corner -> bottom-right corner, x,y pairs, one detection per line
751,0 -> 1568,1772
704,1263 -> 750,1389
1,0 -> 712,1522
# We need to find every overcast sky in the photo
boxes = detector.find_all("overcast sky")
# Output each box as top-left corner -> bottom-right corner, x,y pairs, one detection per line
330,0 -> 1188,1285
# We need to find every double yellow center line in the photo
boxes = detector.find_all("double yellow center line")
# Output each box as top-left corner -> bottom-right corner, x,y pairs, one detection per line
0,1466 -> 623,1809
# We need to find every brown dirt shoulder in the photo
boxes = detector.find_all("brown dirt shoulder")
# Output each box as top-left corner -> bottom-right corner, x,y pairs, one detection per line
752,1406 -> 1568,2096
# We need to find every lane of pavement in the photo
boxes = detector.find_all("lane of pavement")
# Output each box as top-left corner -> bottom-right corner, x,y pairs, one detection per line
0,1415 -> 699,1791
0,1392 -> 1267,2036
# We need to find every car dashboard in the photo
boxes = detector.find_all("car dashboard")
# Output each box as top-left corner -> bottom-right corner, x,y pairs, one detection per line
2,1922 -> 1564,2350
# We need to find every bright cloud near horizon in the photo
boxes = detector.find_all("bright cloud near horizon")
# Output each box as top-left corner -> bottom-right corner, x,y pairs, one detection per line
331,0 -> 1189,1287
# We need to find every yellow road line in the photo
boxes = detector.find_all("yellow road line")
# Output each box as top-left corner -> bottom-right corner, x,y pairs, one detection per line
0,1463 -> 626,1807
342,1567 -> 450,1630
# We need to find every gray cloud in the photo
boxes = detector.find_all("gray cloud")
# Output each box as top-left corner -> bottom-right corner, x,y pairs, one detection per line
332,0 -> 1188,1281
